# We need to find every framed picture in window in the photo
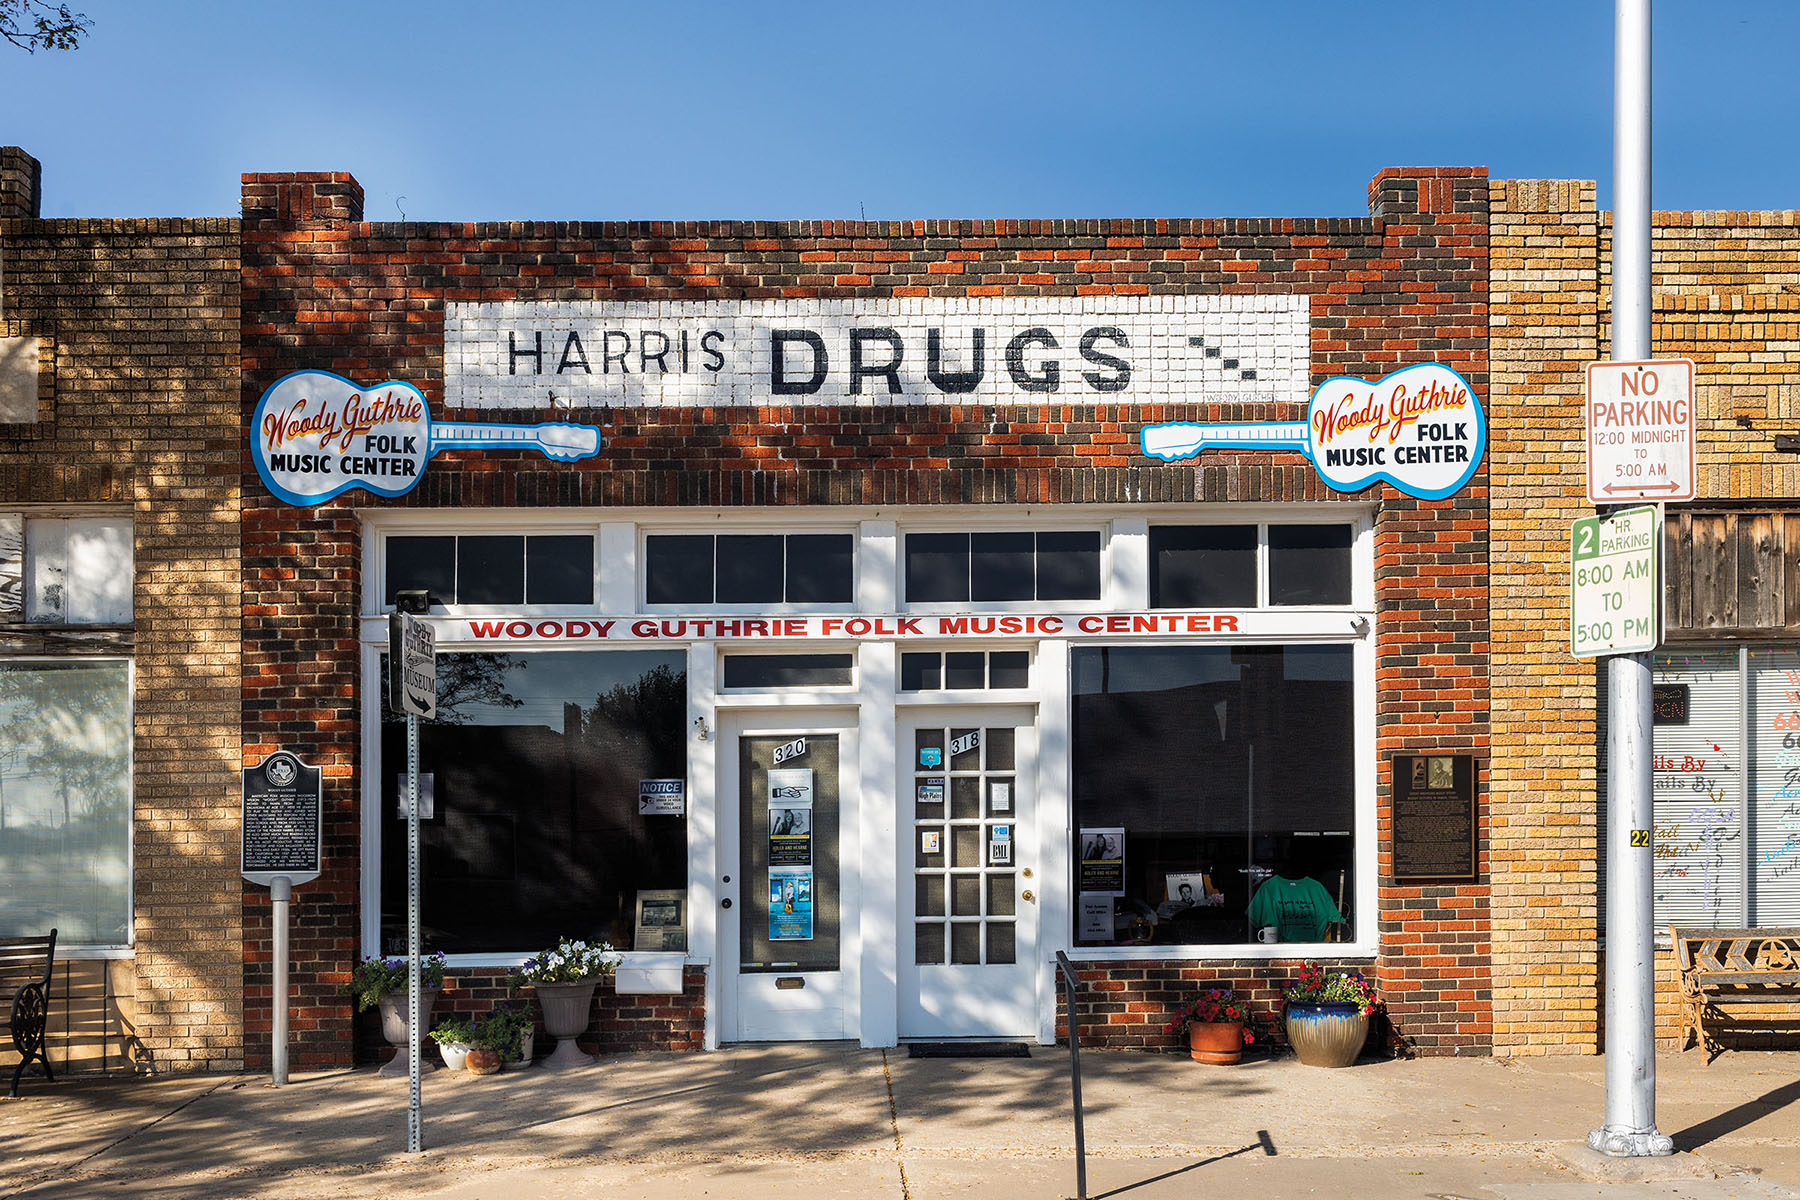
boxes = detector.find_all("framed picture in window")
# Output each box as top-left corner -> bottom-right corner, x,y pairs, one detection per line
634,889 -> 687,952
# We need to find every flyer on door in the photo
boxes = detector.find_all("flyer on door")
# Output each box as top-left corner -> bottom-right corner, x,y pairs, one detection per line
768,867 -> 814,940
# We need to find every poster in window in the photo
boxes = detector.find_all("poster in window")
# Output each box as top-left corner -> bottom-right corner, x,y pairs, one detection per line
768,868 -> 813,940
393,772 -> 435,820
989,824 -> 1013,866
768,767 -> 813,867
917,778 -> 945,806
634,888 -> 687,952
638,778 -> 686,816
1077,894 -> 1114,941
1077,826 -> 1126,896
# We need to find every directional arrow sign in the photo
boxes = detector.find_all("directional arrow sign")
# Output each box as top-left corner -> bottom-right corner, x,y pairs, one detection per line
1571,506 -> 1660,658
1585,359 -> 1695,505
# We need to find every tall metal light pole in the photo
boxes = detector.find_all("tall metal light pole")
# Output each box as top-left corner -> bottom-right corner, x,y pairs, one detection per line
1588,0 -> 1673,1158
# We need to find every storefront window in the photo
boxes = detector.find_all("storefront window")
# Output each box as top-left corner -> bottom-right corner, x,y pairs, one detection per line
1150,523 -> 1353,608
378,649 -> 687,954
1606,647 -> 1800,927
645,533 -> 852,605
904,531 -> 1100,603
1070,644 -> 1355,947
0,660 -> 132,943
385,534 -> 595,607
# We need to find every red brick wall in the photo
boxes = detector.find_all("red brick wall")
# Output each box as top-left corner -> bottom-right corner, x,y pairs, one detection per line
239,166 -> 1489,1063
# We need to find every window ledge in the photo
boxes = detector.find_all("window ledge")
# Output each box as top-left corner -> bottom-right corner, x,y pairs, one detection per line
1065,942 -> 1377,962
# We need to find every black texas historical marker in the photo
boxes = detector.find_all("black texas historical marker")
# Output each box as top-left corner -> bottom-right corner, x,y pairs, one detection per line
241,750 -> 323,886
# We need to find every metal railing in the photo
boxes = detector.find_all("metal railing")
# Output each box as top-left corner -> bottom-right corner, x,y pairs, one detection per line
1055,951 -> 1088,1200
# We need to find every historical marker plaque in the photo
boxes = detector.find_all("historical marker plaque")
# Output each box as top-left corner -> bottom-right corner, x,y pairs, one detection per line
1391,753 -> 1477,882
242,750 -> 323,887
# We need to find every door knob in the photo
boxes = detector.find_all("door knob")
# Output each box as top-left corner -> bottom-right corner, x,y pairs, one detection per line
1021,889 -> 1035,903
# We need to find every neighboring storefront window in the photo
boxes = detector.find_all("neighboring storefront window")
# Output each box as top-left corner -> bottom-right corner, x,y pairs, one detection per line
1607,647 -> 1800,927
377,649 -> 687,954
0,660 -> 132,943
1070,644 -> 1355,947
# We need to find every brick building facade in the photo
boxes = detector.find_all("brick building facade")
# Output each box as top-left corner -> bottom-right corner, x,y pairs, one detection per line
5,143 -> 1796,1076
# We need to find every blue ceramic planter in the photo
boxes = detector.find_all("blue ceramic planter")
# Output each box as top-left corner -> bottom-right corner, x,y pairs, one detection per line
1284,1001 -> 1369,1067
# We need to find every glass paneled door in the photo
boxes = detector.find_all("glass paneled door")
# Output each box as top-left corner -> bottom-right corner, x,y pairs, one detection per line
898,708 -> 1039,1039
719,711 -> 858,1042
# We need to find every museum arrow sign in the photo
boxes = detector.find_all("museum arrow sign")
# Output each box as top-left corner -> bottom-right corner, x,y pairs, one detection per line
1139,362 -> 1484,501
251,369 -> 602,506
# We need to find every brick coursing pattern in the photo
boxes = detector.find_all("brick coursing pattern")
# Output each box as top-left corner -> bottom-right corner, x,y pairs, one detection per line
0,149 -> 244,1071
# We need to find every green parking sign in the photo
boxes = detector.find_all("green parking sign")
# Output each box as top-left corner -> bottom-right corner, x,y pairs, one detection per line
1571,506 -> 1660,658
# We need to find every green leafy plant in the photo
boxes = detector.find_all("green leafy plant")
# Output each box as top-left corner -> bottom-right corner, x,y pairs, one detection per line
1164,987 -> 1256,1043
1284,962 -> 1381,1016
427,1016 -> 478,1047
341,953 -> 446,1013
474,1002 -> 534,1053
509,937 -> 621,988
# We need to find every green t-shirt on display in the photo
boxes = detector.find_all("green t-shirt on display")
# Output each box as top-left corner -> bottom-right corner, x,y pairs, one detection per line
1247,875 -> 1342,943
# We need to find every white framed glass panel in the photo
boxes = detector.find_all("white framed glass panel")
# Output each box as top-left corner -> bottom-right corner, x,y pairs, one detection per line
25,517 -> 132,624
0,659 -> 132,943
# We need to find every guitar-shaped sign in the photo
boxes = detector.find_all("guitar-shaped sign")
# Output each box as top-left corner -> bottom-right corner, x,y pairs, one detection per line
252,370 -> 602,506
1139,363 -> 1484,501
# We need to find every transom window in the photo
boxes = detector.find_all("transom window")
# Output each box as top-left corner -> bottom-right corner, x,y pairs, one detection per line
901,650 -> 1030,692
904,531 -> 1100,604
386,534 -> 594,607
1149,523 -> 1352,608
645,533 -> 853,605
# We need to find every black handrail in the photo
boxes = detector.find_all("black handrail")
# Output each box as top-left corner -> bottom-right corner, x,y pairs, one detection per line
1055,951 -> 1088,1200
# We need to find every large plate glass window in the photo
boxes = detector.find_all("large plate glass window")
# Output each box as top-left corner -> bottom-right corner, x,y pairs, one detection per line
904,531 -> 1100,604
377,649 -> 687,954
1070,644 -> 1355,947
645,533 -> 852,605
385,534 -> 594,607
0,660 -> 132,943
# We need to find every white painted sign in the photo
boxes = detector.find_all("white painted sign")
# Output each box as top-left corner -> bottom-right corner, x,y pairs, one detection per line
389,612 -> 438,719
1585,359 -> 1695,504
1141,363 -> 1484,501
1571,506 -> 1660,658
445,296 -> 1308,409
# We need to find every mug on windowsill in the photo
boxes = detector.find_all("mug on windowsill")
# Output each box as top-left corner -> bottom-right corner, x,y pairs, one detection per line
1256,926 -> 1278,944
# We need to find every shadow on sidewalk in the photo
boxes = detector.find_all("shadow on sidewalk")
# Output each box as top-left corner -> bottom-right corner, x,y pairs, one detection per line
1094,1130 -> 1278,1198
1670,1079 -> 1800,1152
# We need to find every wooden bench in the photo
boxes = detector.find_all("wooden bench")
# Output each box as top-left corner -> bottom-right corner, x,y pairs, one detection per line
1670,925 -> 1800,1061
1,931 -> 57,1097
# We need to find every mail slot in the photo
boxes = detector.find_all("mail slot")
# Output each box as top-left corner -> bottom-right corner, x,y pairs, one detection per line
775,977 -> 805,990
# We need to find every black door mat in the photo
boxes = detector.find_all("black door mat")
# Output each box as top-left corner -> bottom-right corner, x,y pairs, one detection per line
905,1042 -> 1031,1058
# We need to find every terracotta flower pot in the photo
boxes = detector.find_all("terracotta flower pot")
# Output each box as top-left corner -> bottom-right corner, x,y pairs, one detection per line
465,1047 -> 501,1076
1186,1021 -> 1245,1065
1285,1001 -> 1369,1068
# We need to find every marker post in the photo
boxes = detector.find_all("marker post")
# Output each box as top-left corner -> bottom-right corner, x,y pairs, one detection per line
389,595 -> 437,1153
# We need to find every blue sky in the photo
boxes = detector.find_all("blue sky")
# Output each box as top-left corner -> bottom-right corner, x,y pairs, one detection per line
4,1 -> 1796,221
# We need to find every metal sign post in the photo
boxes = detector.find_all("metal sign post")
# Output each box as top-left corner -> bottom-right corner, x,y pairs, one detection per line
241,750 -> 322,1089
1588,0 -> 1673,1160
390,597 -> 436,1154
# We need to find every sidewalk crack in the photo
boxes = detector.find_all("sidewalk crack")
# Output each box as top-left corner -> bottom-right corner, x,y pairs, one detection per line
881,1048 -> 912,1200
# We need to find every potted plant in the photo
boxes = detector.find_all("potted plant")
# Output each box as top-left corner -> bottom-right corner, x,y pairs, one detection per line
1283,962 -> 1380,1068
428,1016 -> 478,1072
342,953 -> 447,1077
485,1001 -> 536,1071
509,937 -> 621,1069
1165,987 -> 1256,1064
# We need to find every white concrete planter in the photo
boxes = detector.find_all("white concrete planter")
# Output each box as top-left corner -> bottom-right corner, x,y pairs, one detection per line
534,979 -> 600,1069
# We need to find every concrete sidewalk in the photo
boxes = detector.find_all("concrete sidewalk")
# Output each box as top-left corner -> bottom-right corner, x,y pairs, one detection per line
3,1046 -> 1798,1199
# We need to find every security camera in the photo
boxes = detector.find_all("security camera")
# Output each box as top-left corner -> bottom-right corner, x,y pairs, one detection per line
393,589 -> 434,615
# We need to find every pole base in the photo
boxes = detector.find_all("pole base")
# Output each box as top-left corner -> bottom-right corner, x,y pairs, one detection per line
1587,1126 -> 1674,1157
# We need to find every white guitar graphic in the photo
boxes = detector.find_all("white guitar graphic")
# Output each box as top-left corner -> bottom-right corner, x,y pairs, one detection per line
1139,363 -> 1485,501
253,370 -> 602,506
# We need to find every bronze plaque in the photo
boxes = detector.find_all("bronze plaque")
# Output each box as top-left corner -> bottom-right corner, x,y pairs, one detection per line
1391,754 -> 1477,882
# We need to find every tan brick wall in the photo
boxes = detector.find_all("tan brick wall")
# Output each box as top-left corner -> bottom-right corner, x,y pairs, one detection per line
1491,182 -> 1800,1056
0,146 -> 243,1073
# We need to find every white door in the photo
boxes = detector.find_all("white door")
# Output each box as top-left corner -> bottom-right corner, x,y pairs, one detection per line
719,711 -> 858,1041
897,707 -> 1039,1039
